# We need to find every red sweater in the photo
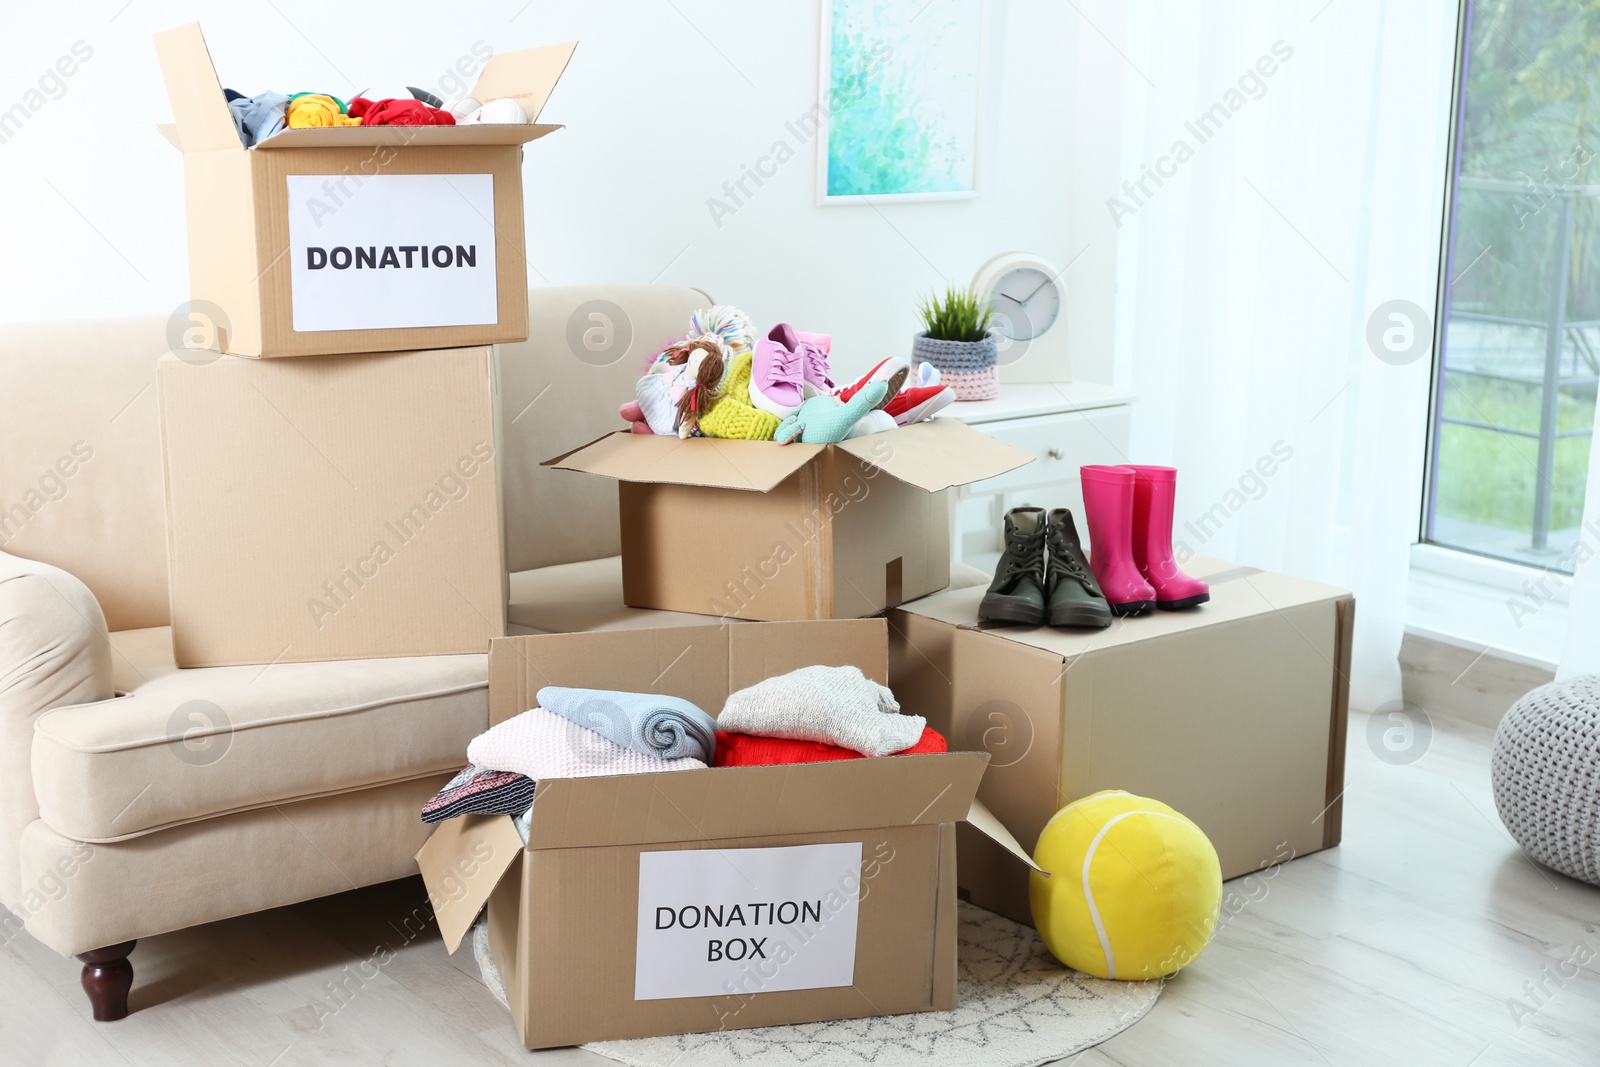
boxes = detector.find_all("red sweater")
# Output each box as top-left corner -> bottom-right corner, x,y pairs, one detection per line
714,726 -> 947,767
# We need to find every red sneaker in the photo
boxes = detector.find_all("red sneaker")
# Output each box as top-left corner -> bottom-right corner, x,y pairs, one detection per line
836,357 -> 909,408
885,385 -> 955,426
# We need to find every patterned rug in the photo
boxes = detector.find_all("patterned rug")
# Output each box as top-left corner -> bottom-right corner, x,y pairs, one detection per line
473,902 -> 1161,1067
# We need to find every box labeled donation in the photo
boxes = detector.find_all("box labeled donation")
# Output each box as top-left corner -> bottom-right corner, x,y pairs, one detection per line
416,620 -> 1035,1049
154,22 -> 576,357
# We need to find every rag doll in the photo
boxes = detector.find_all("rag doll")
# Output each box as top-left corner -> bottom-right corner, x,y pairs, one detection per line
634,337 -> 728,438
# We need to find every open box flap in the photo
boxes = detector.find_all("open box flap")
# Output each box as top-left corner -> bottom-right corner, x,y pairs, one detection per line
470,40 -> 577,121
833,417 -> 1034,492
968,797 -> 1045,874
544,431 -> 826,492
487,621 -> 890,728
527,751 -> 991,851
416,812 -> 526,954
252,122 -> 563,150
153,22 -> 242,153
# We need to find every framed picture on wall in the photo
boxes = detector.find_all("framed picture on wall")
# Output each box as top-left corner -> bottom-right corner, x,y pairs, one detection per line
817,0 -> 985,204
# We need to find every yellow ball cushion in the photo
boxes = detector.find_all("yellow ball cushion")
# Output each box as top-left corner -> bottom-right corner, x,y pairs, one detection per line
1029,790 -> 1222,980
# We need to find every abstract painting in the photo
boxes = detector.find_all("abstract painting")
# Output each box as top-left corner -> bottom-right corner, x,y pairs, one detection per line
818,0 -> 984,203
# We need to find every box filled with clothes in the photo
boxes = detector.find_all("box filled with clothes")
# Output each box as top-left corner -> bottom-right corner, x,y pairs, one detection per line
416,619 -> 1036,1049
153,22 -> 575,358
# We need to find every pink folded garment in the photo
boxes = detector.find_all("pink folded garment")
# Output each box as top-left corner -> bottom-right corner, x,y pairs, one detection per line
466,706 -> 706,780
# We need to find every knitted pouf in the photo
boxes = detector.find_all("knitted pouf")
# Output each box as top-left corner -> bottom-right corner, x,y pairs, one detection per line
912,332 -> 998,401
1491,675 -> 1600,885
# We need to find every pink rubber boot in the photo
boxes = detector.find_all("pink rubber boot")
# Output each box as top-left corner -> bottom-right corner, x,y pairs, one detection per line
1129,465 -> 1209,610
1079,465 -> 1156,615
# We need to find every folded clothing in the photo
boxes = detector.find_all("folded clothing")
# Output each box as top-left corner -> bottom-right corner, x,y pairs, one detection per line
717,665 -> 925,757
538,685 -> 717,763
421,765 -> 537,823
714,725 -> 947,767
225,89 -> 289,147
467,706 -> 706,780
349,96 -> 457,126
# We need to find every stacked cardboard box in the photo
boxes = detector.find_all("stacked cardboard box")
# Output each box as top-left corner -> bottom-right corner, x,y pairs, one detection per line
153,22 -> 574,666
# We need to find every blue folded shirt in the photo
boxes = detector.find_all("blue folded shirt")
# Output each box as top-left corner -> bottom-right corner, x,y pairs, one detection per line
537,686 -> 717,764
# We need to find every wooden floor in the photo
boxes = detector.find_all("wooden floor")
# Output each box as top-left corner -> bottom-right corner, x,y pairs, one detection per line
5,710 -> 1599,1067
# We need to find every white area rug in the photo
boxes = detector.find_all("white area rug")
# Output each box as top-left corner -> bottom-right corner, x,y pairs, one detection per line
473,902 -> 1161,1067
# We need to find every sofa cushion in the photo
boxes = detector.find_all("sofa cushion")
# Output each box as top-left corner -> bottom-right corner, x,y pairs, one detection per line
509,556 -> 746,634
31,627 -> 485,842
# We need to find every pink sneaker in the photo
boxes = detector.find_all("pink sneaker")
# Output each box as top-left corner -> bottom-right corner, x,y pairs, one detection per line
750,324 -> 812,417
765,323 -> 835,397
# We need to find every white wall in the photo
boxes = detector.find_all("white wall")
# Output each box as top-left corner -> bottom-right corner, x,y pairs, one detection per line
0,0 -> 1115,385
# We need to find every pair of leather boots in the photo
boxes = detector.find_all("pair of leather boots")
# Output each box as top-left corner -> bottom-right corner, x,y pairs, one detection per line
978,508 -> 1112,629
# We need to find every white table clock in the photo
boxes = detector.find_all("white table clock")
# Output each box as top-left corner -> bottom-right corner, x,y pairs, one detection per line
972,251 -> 1070,382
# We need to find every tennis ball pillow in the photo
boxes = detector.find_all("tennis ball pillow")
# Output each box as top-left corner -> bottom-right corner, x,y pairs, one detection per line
1029,790 -> 1222,980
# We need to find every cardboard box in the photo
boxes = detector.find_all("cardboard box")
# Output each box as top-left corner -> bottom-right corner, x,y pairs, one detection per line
544,418 -> 1032,622
888,558 -> 1354,924
158,346 -> 506,667
154,23 -> 575,358
417,620 -> 1032,1049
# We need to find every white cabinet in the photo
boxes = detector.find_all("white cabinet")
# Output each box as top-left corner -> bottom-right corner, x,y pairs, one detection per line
945,383 -> 1135,573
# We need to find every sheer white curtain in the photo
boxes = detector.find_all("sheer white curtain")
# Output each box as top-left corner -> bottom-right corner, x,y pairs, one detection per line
1559,429 -> 1600,678
1101,0 -> 1460,711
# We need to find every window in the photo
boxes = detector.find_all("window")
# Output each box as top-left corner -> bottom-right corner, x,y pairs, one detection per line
1425,0 -> 1600,571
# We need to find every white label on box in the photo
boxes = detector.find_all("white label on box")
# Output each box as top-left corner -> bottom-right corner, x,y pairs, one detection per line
634,842 -> 862,1001
285,173 -> 499,333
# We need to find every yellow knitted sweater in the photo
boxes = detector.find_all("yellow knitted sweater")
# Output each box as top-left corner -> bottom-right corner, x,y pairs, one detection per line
698,353 -> 780,441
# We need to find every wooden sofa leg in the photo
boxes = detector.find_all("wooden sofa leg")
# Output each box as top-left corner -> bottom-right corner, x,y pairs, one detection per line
76,940 -> 135,1021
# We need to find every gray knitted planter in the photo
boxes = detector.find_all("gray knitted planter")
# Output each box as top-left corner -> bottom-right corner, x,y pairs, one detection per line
1491,675 -> 1600,885
913,331 -> 998,400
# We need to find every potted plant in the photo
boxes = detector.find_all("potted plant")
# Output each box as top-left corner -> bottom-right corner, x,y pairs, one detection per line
913,285 -> 999,400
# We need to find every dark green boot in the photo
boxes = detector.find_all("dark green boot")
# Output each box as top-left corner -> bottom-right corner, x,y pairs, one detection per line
979,507 -> 1048,626
1046,509 -> 1112,629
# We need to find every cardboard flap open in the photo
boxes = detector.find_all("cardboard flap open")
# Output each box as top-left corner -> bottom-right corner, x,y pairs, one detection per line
545,432 -> 825,492
153,22 -> 243,153
527,750 -> 991,851
833,417 -> 1033,492
487,620 -> 889,728
416,813 -> 526,954
156,123 -> 183,150
470,41 -> 578,120
966,797 -> 1045,874
252,123 -> 562,150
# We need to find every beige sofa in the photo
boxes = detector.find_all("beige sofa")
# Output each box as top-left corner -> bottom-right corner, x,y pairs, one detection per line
0,285 -> 771,1020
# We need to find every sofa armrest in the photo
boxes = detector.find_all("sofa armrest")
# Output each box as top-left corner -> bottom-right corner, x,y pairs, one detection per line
0,550 -> 112,912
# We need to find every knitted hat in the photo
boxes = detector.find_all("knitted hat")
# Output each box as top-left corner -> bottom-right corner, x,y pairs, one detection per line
688,306 -> 757,356
699,353 -> 781,441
